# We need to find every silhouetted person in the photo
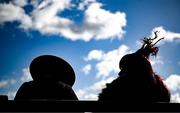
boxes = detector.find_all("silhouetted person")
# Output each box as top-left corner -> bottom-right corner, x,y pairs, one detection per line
98,31 -> 170,102
14,55 -> 78,101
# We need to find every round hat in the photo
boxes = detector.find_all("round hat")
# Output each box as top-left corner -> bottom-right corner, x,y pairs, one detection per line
30,55 -> 75,86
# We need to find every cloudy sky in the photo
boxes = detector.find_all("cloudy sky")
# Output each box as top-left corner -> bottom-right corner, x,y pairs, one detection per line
0,0 -> 180,102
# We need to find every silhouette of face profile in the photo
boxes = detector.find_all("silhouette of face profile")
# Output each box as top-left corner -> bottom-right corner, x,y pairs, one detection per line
30,55 -> 75,86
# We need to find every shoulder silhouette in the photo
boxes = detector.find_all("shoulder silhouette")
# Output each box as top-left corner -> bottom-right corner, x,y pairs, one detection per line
14,55 -> 78,101
98,31 -> 170,102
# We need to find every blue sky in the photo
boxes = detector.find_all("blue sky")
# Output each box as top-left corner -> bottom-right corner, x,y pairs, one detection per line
0,0 -> 180,102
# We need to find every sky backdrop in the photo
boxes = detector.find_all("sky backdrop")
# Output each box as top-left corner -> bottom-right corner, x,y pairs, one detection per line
0,0 -> 180,102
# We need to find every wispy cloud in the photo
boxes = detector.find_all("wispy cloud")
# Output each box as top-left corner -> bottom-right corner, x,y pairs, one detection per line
82,64 -> 92,75
0,79 -> 16,88
150,56 -> 164,66
21,68 -> 33,82
0,0 -> 127,41
151,26 -> 180,44
3,68 -> 32,100
84,45 -> 131,79
76,76 -> 115,100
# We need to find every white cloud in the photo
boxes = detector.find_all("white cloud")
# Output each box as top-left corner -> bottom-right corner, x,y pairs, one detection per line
136,40 -> 142,48
1,68 -> 30,100
150,56 -> 164,66
31,0 -> 73,34
29,0 -> 40,8
83,2 -> 126,41
45,1 -> 126,41
84,49 -> 104,61
163,74 -> 180,103
76,89 -> 86,99
21,68 -> 33,82
82,64 -> 92,75
164,74 -> 180,92
78,0 -> 96,10
0,3 -> 32,29
171,93 -> 180,103
0,0 -> 127,42
95,45 -> 129,78
151,26 -> 180,43
0,79 -> 16,88
76,76 -> 116,100
7,91 -> 16,100
12,0 -> 28,7
84,45 -> 131,79
89,77 -> 115,92
84,93 -> 98,100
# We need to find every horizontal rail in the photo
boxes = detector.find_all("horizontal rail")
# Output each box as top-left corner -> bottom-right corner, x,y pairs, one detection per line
0,100 -> 180,112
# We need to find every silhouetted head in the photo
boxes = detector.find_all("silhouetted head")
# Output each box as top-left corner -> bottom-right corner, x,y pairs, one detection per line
119,53 -> 154,82
30,55 -> 75,86
120,53 -> 150,71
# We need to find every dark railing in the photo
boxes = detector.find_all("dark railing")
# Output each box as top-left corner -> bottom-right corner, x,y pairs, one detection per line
0,95 -> 180,112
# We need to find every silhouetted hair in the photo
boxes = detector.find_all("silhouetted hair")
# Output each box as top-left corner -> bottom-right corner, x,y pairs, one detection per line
98,31 -> 170,102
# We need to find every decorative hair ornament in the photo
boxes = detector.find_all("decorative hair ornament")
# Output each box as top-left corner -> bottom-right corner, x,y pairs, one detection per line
137,31 -> 164,58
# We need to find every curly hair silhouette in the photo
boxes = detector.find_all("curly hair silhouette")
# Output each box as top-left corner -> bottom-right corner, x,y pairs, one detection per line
14,55 -> 78,101
98,32 -> 170,103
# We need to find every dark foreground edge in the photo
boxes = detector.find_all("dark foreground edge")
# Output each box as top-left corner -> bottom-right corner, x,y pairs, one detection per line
0,100 -> 180,112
